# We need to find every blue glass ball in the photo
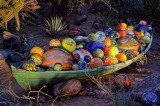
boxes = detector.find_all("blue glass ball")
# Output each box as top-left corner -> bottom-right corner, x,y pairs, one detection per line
133,35 -> 138,41
78,60 -> 87,70
36,67 -> 45,72
103,28 -> 112,36
143,92 -> 160,105
84,55 -> 91,63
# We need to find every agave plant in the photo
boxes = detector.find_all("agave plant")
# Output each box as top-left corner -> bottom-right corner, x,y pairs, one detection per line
0,0 -> 40,31
43,16 -> 67,37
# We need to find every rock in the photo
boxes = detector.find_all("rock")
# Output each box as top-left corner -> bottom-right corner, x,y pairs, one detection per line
87,92 -> 95,96
92,21 -> 102,30
0,50 -> 14,58
3,31 -> 22,51
79,90 -> 87,96
96,90 -> 106,99
131,72 -> 160,102
53,79 -> 82,96
8,52 -> 23,62
0,53 -> 13,84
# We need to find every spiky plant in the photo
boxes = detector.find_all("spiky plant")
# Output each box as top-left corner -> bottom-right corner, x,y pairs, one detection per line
43,16 -> 67,37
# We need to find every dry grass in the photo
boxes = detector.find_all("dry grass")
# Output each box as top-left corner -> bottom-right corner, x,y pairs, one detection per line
89,75 -> 135,106
0,80 -> 53,106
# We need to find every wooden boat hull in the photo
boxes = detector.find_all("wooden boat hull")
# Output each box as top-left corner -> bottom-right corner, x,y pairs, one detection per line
11,35 -> 153,91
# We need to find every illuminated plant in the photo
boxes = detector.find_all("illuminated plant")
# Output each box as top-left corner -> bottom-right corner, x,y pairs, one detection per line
0,0 -> 40,31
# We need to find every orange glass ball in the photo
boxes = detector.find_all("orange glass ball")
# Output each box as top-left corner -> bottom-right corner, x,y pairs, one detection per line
118,30 -> 126,38
116,23 -> 127,31
117,53 -> 127,62
104,38 -> 112,47
113,74 -> 131,91
104,57 -> 115,66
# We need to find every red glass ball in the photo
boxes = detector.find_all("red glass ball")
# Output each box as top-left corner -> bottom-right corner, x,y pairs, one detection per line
113,74 -> 131,91
103,47 -> 110,55
73,53 -> 80,62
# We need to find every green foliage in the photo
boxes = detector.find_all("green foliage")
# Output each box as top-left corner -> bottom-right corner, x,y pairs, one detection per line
43,16 -> 67,37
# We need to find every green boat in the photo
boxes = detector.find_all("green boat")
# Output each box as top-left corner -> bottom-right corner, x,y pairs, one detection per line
11,34 -> 153,91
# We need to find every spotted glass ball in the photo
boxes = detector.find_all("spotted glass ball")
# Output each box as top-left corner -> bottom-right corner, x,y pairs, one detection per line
22,61 -> 36,71
78,60 -> 87,70
30,46 -> 43,56
49,39 -> 61,48
95,31 -> 106,42
62,38 -> 76,52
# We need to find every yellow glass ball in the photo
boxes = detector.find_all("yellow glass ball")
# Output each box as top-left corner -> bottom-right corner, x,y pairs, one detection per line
138,32 -> 144,40
49,39 -> 61,48
30,46 -> 43,56
22,62 -> 36,71
127,26 -> 134,31
62,38 -> 76,52
109,46 -> 119,56
31,53 -> 42,66
121,23 -> 127,29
